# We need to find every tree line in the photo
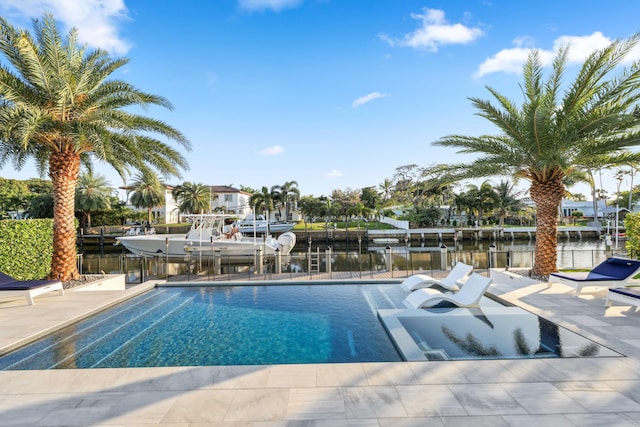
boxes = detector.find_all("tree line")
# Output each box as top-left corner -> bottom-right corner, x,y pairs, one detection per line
3,13 -> 640,281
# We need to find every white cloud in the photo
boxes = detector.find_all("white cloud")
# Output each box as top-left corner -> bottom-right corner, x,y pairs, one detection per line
260,145 -> 284,156
352,92 -> 387,108
325,169 -> 343,179
381,8 -> 484,52
475,32 -> 640,78
238,0 -> 302,12
0,0 -> 131,54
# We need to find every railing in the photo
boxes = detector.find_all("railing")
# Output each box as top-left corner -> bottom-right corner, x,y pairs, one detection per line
78,247 -> 620,284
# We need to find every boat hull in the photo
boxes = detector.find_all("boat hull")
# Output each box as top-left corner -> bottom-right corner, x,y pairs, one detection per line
116,232 -> 296,260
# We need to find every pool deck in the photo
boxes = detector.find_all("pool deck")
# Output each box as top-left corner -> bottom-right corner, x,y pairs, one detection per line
2,271 -> 640,425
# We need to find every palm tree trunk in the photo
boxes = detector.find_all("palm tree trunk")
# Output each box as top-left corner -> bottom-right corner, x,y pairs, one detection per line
49,151 -> 81,281
530,177 -> 564,277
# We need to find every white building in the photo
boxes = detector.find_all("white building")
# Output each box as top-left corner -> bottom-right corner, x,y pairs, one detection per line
123,185 -> 300,224
208,185 -> 252,216
560,199 -> 628,220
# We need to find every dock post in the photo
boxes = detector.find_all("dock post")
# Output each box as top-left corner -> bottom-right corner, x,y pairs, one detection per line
214,250 -> 221,276
440,243 -> 448,271
255,248 -> 263,275
325,247 -> 332,274
275,248 -> 282,274
385,246 -> 392,273
489,243 -> 497,269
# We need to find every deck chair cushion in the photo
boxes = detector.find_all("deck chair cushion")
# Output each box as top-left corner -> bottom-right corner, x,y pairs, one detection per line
591,258 -> 640,279
549,257 -> 640,296
0,271 -> 64,305
0,279 -> 62,291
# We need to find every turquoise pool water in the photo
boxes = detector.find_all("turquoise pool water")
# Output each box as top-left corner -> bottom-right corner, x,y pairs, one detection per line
0,283 -> 620,370
0,284 -> 405,369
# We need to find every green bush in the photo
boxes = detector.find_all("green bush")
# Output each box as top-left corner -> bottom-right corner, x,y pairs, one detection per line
0,219 -> 54,280
625,212 -> 640,259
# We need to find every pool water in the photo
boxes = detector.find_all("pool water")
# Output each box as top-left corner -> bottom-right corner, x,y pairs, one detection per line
0,284 -> 405,369
0,283 -> 620,370
379,306 -> 621,361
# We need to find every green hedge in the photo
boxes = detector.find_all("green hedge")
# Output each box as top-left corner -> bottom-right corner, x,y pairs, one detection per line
0,219 -> 54,280
626,212 -> 640,260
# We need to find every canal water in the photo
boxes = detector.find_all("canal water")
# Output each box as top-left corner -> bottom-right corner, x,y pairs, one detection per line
79,235 -> 622,284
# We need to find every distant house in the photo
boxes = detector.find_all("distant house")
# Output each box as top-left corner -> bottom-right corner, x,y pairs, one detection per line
120,184 -> 179,224
208,185 -> 252,216
560,199 -> 627,221
122,185 -> 302,224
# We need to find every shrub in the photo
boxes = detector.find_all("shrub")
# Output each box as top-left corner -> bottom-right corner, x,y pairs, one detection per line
625,213 -> 640,259
0,219 -> 54,280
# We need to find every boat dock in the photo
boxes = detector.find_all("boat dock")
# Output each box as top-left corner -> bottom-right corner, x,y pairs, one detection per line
365,226 -> 607,243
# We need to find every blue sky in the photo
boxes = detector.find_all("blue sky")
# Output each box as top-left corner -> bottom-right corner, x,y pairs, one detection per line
1,0 -> 640,200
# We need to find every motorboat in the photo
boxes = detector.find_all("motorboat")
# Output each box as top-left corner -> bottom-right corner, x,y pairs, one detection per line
235,214 -> 296,234
115,214 -> 296,260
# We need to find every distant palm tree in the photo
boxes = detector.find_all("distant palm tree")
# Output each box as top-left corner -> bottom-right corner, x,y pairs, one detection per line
75,171 -> 114,228
172,182 -> 210,214
379,178 -> 393,203
128,171 -> 166,224
0,14 -> 189,280
493,180 -> 524,227
464,181 -> 497,226
435,36 -> 640,276
250,186 -> 275,232
271,181 -> 300,221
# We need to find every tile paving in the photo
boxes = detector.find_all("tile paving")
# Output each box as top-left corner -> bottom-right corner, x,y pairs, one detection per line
1,270 -> 640,425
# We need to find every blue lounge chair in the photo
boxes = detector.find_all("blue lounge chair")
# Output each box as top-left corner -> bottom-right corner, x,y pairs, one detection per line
402,273 -> 493,309
0,271 -> 64,305
549,257 -> 640,296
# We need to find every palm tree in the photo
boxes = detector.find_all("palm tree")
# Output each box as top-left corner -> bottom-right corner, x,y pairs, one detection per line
271,181 -> 300,222
435,36 -> 640,277
493,180 -> 524,227
379,178 -> 393,203
128,170 -> 166,225
75,171 -> 113,228
0,14 -> 190,281
250,186 -> 275,223
172,182 -> 210,214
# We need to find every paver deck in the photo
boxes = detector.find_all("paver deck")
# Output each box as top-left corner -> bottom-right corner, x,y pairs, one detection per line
2,270 -> 640,426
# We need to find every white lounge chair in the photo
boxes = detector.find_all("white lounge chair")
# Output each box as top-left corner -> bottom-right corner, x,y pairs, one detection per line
402,273 -> 492,309
400,262 -> 473,292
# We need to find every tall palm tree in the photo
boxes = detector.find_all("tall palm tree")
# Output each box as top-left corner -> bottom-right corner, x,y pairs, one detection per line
75,171 -> 113,228
271,180 -> 300,222
435,35 -> 640,277
171,182 -> 210,214
128,170 -> 166,225
0,14 -> 190,280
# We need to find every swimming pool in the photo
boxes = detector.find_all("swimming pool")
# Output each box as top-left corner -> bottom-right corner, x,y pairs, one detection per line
0,284 -> 405,369
0,283 -> 620,370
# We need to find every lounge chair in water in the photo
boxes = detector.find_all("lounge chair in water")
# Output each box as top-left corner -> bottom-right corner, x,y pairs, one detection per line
402,273 -> 492,309
400,262 -> 473,292
548,257 -> 640,296
0,271 -> 64,305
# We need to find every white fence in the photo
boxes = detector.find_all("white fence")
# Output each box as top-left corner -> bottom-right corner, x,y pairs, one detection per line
379,216 -> 409,230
